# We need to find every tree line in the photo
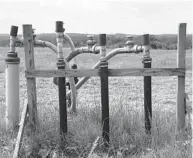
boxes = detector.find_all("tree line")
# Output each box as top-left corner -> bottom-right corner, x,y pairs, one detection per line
0,33 -> 192,49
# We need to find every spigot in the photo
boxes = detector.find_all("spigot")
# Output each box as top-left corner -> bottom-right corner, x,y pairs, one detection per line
125,35 -> 134,48
87,34 -> 96,48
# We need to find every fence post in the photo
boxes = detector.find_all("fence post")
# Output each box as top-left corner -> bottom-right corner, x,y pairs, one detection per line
99,34 -> 110,145
177,23 -> 186,131
5,26 -> 20,129
23,24 -> 38,127
56,21 -> 67,136
142,34 -> 152,134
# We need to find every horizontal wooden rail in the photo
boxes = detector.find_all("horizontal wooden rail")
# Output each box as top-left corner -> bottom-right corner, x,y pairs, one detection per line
25,68 -> 185,78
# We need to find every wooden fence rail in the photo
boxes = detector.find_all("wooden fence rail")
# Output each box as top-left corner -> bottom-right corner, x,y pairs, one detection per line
25,68 -> 185,78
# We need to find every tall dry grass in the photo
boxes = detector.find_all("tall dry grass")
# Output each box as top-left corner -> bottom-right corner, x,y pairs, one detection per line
0,47 -> 192,157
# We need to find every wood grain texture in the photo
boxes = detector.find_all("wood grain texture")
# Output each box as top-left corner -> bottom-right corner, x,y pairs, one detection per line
23,25 -> 38,126
12,100 -> 28,158
25,68 -> 185,78
177,23 -> 186,130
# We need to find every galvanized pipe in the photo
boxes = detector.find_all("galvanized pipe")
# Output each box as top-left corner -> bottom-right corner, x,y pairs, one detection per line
34,40 -> 57,54
55,22 -> 77,113
56,21 -> 67,135
63,33 -> 76,64
5,25 -> 20,129
142,34 -> 152,134
66,46 -> 100,62
67,45 -> 143,97
99,34 -> 110,145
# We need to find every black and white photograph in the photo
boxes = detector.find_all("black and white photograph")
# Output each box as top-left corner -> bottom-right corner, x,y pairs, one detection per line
0,0 -> 192,157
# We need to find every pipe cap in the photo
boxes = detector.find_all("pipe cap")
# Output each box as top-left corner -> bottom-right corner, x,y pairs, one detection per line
10,26 -> 18,37
55,21 -> 65,32
99,34 -> 106,46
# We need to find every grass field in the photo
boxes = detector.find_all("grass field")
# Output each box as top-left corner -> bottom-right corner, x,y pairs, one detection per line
0,47 -> 192,157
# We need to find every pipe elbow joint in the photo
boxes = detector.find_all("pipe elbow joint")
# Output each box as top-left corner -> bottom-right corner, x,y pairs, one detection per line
134,45 -> 143,54
91,45 -> 100,54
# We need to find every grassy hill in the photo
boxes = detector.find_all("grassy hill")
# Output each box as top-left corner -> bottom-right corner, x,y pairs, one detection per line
0,33 -> 192,49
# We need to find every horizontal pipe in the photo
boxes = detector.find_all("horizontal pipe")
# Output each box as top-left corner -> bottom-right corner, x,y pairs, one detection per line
34,40 -> 57,54
66,46 -> 100,62
66,46 -> 142,97
14,38 -> 58,54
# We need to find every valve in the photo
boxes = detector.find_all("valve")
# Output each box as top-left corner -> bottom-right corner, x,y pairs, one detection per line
125,35 -> 134,48
87,34 -> 96,48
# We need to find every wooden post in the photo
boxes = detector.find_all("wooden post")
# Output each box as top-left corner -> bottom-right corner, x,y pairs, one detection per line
13,100 -> 28,158
177,23 -> 186,131
142,34 -> 152,134
23,25 -> 38,126
56,21 -> 67,135
99,34 -> 110,145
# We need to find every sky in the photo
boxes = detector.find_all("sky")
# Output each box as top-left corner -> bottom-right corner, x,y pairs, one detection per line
0,0 -> 192,34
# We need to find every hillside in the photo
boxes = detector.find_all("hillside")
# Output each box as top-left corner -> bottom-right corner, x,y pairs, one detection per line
0,33 -> 192,49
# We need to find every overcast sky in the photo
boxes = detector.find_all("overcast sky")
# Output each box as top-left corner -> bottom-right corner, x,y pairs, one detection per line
0,0 -> 192,34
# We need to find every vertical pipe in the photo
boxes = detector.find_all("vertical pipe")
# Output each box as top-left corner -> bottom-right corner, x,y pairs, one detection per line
5,26 -> 20,129
142,34 -> 152,134
99,34 -> 109,145
56,21 -> 67,135
177,23 -> 186,131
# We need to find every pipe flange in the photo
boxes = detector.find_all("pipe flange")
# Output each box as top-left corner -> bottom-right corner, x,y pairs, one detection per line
100,61 -> 108,67
142,57 -> 152,63
5,53 -> 20,64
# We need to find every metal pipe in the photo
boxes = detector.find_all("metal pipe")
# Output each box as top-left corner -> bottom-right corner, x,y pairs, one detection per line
142,34 -> 152,134
63,33 -> 76,51
99,34 -> 110,145
5,25 -> 20,129
66,34 -> 100,62
63,33 -> 76,64
66,46 -> 100,62
56,21 -> 67,135
55,22 -> 77,113
34,40 -> 57,54
13,37 -> 58,55
67,45 -> 143,97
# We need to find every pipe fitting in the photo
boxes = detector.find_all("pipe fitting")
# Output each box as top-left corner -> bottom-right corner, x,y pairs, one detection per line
56,21 -> 65,59
142,34 -> 152,63
56,32 -> 64,59
6,25 -> 20,64
133,45 -> 143,54
125,35 -> 134,48
55,21 -> 65,33
99,34 -> 107,61
57,58 -> 65,68
87,34 -> 96,48
5,52 -> 20,64
91,45 -> 100,54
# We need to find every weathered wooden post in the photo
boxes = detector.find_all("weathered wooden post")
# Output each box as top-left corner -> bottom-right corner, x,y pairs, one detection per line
99,34 -> 110,145
55,21 -> 67,135
142,34 -> 152,134
177,23 -> 186,131
5,25 -> 20,129
23,24 -> 38,127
